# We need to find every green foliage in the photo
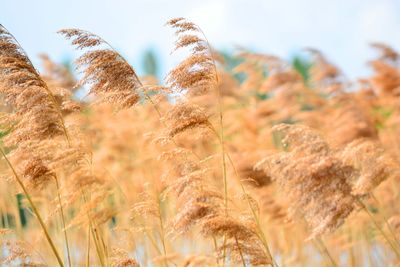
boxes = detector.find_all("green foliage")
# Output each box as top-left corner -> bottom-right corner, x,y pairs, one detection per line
17,193 -> 28,227
301,103 -> 316,111
218,50 -> 246,83
62,57 -> 74,72
142,48 -> 159,78
373,106 -> 393,119
292,55 -> 312,85
373,106 -> 393,130
0,129 -> 10,139
255,92 -> 270,100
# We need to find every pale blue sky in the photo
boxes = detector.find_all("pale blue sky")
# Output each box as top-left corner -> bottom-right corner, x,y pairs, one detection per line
2,0 -> 400,79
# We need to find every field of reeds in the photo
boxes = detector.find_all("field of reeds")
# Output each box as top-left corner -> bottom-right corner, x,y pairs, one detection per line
1,17 -> 400,267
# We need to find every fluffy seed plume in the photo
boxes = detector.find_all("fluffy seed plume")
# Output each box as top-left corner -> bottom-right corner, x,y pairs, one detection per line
20,156 -> 55,191
58,28 -> 141,108
164,156 -> 271,265
164,102 -> 210,138
306,48 -> 346,94
257,123 -> 397,239
256,124 -> 355,238
110,247 -> 140,267
0,25 -> 69,191
339,138 -> 398,196
325,94 -> 377,147
368,45 -> 400,96
39,54 -> 81,115
0,25 -> 64,145
1,240 -> 46,266
166,18 -> 217,96
201,215 -> 271,266
168,162 -> 223,235
370,42 -> 400,63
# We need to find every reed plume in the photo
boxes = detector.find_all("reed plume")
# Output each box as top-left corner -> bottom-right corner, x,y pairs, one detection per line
256,124 -> 356,238
307,48 -> 346,94
58,28 -> 141,108
0,240 -> 46,267
257,123 -> 397,240
0,25 -> 64,149
370,42 -> 400,63
166,17 -> 217,96
110,247 -> 140,267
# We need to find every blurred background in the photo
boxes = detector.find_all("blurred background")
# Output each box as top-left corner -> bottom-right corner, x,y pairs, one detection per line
2,0 -> 400,80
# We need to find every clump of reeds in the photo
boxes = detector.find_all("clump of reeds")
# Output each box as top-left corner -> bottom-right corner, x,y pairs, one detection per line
2,17 -> 400,267
58,28 -> 142,108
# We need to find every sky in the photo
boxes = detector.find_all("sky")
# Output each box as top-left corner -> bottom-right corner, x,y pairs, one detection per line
2,0 -> 400,80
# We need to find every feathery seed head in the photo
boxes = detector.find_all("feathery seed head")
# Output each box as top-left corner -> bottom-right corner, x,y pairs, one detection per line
59,28 -> 141,108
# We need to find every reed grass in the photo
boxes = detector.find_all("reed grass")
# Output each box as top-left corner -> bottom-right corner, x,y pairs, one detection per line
0,18 -> 400,267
